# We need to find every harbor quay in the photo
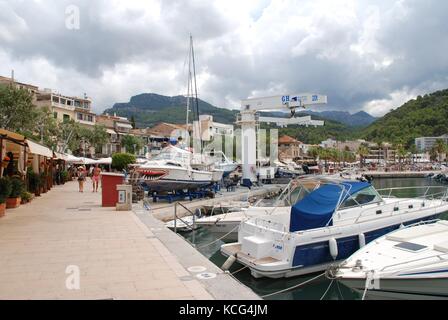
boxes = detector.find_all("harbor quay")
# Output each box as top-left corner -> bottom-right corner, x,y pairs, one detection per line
0,181 -> 260,300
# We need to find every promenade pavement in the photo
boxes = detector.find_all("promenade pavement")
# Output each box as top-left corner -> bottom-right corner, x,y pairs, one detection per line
0,181 -> 214,300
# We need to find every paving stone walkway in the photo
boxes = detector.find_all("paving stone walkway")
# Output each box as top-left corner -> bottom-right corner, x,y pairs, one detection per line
0,181 -> 214,300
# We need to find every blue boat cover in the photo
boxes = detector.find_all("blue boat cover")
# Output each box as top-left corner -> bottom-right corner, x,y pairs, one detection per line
289,181 -> 370,232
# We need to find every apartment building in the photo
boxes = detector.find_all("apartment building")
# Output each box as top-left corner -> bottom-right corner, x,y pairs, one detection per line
0,75 -> 39,103
96,114 -> 133,156
415,135 -> 448,152
35,89 -> 96,127
193,115 -> 234,142
278,135 -> 302,161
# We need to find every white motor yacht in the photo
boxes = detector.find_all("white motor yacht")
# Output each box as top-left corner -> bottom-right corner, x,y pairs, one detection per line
136,146 -> 213,192
221,177 -> 448,279
328,219 -> 448,299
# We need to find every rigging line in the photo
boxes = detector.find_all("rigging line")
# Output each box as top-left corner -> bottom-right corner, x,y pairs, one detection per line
260,272 -> 325,299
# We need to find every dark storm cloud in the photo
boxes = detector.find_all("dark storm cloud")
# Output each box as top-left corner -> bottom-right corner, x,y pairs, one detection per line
1,0 -> 448,115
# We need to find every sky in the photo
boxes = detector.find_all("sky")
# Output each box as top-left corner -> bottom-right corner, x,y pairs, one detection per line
1,0 -> 448,117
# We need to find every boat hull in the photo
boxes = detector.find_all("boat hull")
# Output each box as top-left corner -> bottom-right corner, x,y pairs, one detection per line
222,213 -> 442,279
139,165 -> 213,192
340,277 -> 448,300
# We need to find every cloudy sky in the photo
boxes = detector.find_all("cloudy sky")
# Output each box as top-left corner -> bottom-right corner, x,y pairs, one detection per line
1,0 -> 448,116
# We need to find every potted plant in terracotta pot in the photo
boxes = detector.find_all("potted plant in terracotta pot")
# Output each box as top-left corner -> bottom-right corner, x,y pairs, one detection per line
6,178 -> 25,209
28,171 -> 41,197
0,178 -> 12,217
40,172 -> 47,193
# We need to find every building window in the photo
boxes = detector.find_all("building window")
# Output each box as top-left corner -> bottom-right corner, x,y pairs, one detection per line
77,113 -> 83,120
60,98 -> 66,105
87,115 -> 93,122
63,114 -> 70,122
67,100 -> 72,106
52,96 -> 59,103
53,112 -> 58,119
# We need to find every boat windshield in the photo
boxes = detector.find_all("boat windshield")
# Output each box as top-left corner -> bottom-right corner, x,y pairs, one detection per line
339,186 -> 382,209
153,147 -> 191,163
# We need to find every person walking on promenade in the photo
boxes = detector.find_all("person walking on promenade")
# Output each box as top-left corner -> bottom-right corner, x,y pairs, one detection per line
77,165 -> 86,193
92,164 -> 102,192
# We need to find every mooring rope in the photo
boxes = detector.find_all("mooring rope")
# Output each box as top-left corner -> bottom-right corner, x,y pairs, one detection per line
319,279 -> 334,300
231,265 -> 248,275
195,224 -> 240,250
260,272 -> 325,298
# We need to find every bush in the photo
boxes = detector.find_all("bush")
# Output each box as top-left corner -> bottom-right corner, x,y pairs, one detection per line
27,171 -> 41,193
112,153 -> 136,171
61,170 -> 69,182
40,172 -> 47,185
21,191 -> 32,202
9,178 -> 25,198
0,178 -> 12,204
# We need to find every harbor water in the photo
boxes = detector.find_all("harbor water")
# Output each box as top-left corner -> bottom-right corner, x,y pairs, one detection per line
181,177 -> 448,300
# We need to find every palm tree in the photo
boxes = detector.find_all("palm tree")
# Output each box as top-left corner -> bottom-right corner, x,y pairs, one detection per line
434,139 -> 447,163
376,141 -> 383,165
357,145 -> 369,168
395,143 -> 407,171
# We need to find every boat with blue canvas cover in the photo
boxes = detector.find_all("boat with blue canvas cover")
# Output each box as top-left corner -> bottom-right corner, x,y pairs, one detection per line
221,176 -> 448,278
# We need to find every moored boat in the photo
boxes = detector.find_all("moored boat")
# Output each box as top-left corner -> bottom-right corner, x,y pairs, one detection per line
328,220 -> 448,299
221,176 -> 448,279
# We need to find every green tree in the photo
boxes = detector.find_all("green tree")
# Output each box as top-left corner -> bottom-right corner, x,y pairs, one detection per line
112,153 -> 136,171
121,135 -> 144,154
433,139 -> 447,162
130,115 -> 136,129
357,145 -> 369,168
0,85 -> 37,132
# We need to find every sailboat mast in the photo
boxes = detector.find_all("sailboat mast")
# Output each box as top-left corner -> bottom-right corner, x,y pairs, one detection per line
190,35 -> 203,155
185,35 -> 192,144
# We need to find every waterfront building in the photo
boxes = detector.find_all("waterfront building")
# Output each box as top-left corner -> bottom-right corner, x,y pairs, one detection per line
193,115 -> 234,142
415,135 -> 448,152
35,89 -> 96,127
278,135 -> 302,161
0,75 -> 39,103
96,114 -> 133,156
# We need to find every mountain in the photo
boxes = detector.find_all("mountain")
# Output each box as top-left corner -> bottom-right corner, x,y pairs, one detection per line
361,89 -> 448,147
103,93 -> 238,127
104,92 -> 375,126
305,110 -> 377,127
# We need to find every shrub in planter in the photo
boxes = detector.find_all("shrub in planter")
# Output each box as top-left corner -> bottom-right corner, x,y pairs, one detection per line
21,191 -> 32,204
61,170 -> 69,183
0,178 -> 12,217
28,171 -> 41,196
40,172 -> 48,193
6,178 -> 25,208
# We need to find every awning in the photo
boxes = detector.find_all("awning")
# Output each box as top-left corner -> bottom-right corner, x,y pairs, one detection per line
79,157 -> 97,165
53,152 -> 68,160
94,157 -> 112,165
0,128 -> 26,143
65,154 -> 83,164
26,139 -> 53,157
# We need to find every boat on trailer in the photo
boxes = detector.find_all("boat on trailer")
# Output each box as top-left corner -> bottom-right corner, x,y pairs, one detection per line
329,220 -> 448,299
137,146 -> 213,192
221,176 -> 448,279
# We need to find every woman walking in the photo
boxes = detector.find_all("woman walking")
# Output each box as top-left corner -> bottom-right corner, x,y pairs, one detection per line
91,164 -> 102,192
77,165 -> 86,192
